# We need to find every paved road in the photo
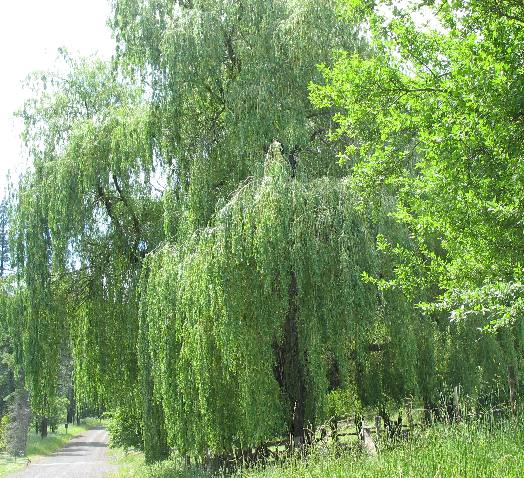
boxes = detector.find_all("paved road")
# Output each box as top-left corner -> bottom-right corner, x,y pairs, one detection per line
8,426 -> 118,478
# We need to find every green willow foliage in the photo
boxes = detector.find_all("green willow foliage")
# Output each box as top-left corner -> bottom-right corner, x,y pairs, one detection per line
12,55 -> 164,425
140,143 -> 420,455
111,0 -> 366,230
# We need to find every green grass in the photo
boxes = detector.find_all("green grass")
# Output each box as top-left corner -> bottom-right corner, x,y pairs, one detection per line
109,449 -> 148,478
0,418 -> 102,477
111,418 -> 524,478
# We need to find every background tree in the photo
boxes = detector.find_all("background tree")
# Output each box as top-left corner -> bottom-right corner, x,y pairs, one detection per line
310,0 -> 524,328
310,0 -> 524,411
0,198 -> 31,454
12,54 -> 165,443
0,201 -> 10,277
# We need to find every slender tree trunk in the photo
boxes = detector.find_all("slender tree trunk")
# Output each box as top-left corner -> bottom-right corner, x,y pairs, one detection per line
508,365 -> 517,415
66,402 -> 74,424
67,389 -> 76,424
40,416 -> 48,438
282,272 -> 306,446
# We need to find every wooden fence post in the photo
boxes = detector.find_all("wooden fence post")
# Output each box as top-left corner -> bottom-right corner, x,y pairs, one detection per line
375,415 -> 382,441
360,421 -> 378,456
508,365 -> 517,416
330,417 -> 338,444
453,385 -> 461,422
404,398 -> 414,433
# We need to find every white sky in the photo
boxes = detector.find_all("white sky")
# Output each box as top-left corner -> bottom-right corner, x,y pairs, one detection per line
0,0 -> 115,196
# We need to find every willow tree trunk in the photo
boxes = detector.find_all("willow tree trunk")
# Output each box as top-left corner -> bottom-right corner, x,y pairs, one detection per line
6,387 -> 30,457
282,272 -> 306,446
67,388 -> 76,424
40,416 -> 48,438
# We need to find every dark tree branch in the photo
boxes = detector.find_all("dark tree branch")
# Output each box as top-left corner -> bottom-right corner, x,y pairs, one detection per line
96,182 -> 142,264
111,174 -> 143,256
349,342 -> 388,360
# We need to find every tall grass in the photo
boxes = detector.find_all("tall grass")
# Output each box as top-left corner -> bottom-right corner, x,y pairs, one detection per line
243,419 -> 524,478
113,417 -> 524,478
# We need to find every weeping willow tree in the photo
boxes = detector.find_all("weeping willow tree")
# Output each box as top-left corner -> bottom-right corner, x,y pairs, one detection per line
0,269 -> 31,453
112,0 -> 381,461
139,143 -> 423,456
11,54 -> 164,438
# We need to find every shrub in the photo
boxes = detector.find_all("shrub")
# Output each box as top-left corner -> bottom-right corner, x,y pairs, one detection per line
108,406 -> 143,451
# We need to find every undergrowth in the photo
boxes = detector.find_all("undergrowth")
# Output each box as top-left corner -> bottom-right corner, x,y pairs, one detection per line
112,417 -> 524,478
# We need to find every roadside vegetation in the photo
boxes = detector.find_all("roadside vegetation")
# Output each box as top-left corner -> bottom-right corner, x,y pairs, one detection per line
111,417 -> 524,478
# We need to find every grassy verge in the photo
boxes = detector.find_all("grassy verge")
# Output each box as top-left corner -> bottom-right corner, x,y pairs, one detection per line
109,449 -> 147,478
0,418 -> 102,476
111,418 -> 524,478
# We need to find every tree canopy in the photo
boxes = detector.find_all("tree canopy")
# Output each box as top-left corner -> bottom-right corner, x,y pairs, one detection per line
3,0 -> 524,465
310,0 -> 524,328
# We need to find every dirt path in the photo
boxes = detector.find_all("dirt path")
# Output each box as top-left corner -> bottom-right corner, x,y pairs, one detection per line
8,426 -> 118,478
